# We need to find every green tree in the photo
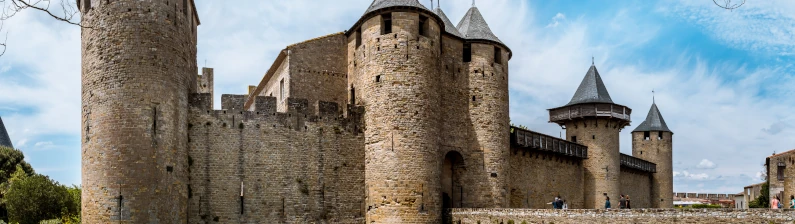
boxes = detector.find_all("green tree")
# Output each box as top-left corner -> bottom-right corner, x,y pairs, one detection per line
0,146 -> 35,222
749,182 -> 770,208
5,173 -> 76,224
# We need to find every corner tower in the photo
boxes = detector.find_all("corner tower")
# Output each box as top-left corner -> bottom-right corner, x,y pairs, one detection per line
459,3 -> 512,208
79,0 -> 199,222
549,63 -> 631,209
347,0 -> 444,222
632,102 -> 673,208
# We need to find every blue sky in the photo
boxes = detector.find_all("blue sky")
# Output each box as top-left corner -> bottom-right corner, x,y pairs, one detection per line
1,0 -> 794,194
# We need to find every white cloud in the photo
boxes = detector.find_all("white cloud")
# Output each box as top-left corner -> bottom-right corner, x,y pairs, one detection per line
697,159 -> 717,169
674,171 -> 711,180
660,0 -> 795,55
546,13 -> 566,28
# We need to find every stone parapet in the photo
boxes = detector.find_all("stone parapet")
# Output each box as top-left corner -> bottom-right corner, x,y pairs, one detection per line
450,208 -> 795,224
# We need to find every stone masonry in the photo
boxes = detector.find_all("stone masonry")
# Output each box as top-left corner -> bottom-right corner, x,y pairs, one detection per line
450,208 -> 795,224
80,0 -> 674,223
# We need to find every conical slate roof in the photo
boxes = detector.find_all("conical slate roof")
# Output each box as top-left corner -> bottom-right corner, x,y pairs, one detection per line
633,103 -> 672,133
364,0 -> 430,15
566,64 -> 614,106
457,6 -> 503,44
435,7 -> 463,38
0,116 -> 13,148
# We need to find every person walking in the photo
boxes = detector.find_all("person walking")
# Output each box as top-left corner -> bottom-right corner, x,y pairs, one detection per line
552,196 -> 560,209
626,195 -> 632,209
790,195 -> 794,209
605,196 -> 611,209
771,196 -> 780,209
619,195 -> 627,209
562,199 -> 568,210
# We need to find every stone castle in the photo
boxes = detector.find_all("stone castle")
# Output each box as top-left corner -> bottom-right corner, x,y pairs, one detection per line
79,0 -> 673,223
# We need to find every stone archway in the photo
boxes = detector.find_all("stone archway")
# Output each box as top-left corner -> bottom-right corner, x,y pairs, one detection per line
442,151 -> 465,209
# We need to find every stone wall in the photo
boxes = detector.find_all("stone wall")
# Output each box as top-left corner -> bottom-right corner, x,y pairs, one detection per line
187,97 -> 365,223
508,149 -> 584,209
619,168 -> 652,208
288,33 -> 348,112
449,208 -> 795,224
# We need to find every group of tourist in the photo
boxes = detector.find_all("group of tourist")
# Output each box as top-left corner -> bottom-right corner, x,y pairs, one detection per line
551,196 -> 568,209
770,195 -> 795,209
604,194 -> 632,209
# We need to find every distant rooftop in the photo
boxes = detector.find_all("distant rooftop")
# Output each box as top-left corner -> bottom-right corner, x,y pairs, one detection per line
0,116 -> 13,148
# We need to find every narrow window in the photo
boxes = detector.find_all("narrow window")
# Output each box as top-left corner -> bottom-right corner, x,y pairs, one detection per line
381,13 -> 392,35
356,28 -> 362,48
375,75 -> 381,82
419,16 -> 429,37
494,47 -> 502,64
778,163 -> 785,181
279,79 -> 285,101
472,96 -> 476,102
571,136 -> 577,143
84,0 -> 91,12
183,0 -> 188,16
592,135 -> 595,140
644,131 -> 650,140
658,131 -> 663,140
463,43 -> 472,62
350,87 -> 356,105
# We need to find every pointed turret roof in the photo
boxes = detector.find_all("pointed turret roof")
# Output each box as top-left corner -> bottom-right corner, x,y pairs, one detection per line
0,116 -> 13,148
633,103 -> 672,133
456,6 -> 503,44
364,0 -> 430,15
566,64 -> 614,106
435,7 -> 463,38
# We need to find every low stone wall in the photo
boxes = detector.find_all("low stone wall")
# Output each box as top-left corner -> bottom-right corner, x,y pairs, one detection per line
449,208 -> 795,224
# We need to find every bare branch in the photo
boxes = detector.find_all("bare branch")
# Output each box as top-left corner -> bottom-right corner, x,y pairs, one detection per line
0,21 -> 6,57
0,0 -> 86,57
713,0 -> 746,11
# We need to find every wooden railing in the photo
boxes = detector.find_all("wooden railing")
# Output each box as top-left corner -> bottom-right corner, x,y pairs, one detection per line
620,153 -> 656,173
549,103 -> 632,125
510,127 -> 588,159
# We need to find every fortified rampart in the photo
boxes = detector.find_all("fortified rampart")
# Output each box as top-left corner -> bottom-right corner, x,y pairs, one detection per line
449,208 -> 795,224
187,94 -> 365,223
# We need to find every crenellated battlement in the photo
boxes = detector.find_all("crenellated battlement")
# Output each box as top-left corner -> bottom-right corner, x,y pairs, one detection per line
190,94 -> 363,134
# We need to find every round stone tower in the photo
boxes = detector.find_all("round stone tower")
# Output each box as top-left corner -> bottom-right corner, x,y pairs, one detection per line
632,102 -> 674,208
458,4 -> 512,207
80,0 -> 199,222
347,0 -> 444,222
549,63 -> 631,209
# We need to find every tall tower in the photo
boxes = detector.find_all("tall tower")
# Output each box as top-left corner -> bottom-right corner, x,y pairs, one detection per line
549,63 -> 631,209
80,0 -> 199,222
347,0 -> 443,222
458,4 -> 512,207
632,102 -> 674,208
